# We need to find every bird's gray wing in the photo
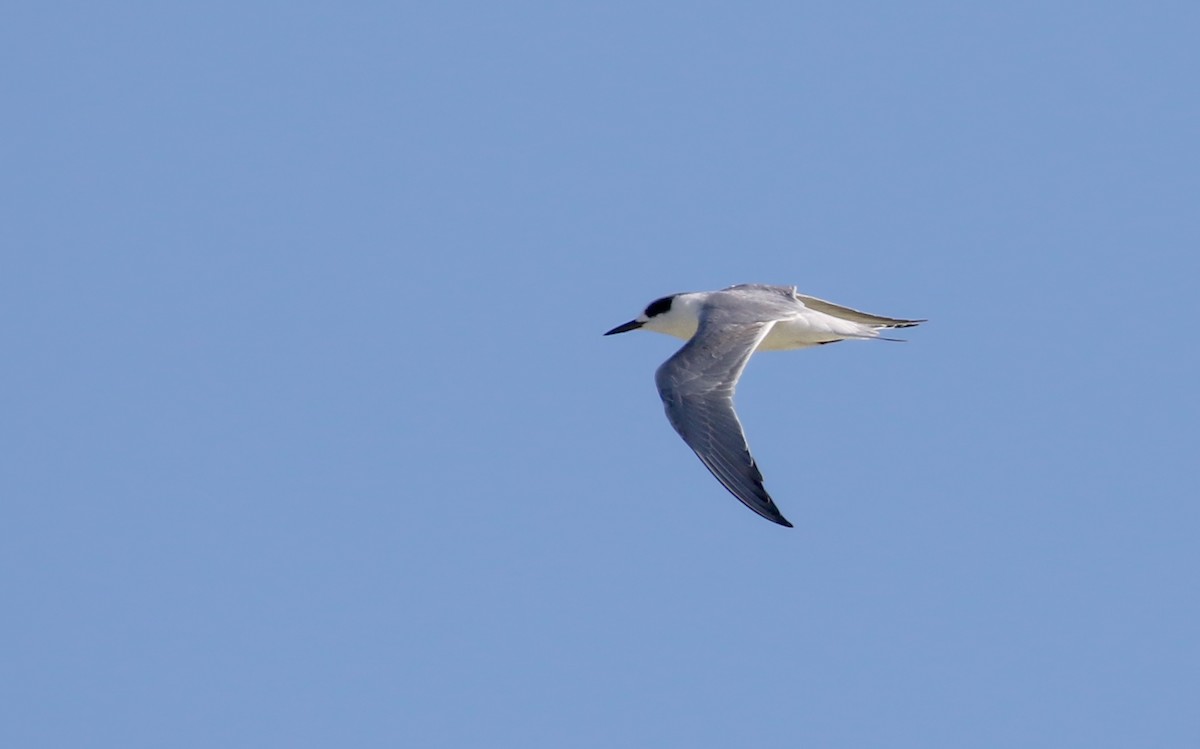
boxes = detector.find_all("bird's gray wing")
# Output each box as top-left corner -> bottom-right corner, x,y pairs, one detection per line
793,293 -> 924,328
654,316 -> 793,527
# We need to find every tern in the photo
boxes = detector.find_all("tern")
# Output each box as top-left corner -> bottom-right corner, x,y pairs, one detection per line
605,283 -> 922,527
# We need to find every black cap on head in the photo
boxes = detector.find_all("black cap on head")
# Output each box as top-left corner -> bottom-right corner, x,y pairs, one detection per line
644,295 -> 674,318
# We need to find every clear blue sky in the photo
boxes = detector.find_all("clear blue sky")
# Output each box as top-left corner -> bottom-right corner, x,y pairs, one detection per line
4,2 -> 1198,747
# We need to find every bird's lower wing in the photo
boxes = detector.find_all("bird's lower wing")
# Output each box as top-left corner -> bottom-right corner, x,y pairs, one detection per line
654,319 -> 793,527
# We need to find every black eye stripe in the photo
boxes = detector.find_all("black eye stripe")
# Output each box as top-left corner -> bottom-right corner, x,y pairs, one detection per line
645,295 -> 674,318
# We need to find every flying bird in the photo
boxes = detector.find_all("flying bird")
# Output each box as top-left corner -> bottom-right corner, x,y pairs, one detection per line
605,283 -> 922,527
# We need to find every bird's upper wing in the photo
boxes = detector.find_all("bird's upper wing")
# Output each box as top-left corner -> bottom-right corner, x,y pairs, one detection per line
654,313 -> 793,527
793,292 -> 924,328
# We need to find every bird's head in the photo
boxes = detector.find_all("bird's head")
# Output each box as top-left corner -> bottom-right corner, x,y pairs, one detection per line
604,293 -> 701,341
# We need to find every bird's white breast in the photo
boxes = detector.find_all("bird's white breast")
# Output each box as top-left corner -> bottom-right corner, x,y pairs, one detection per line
758,310 -> 880,350
756,316 -> 833,351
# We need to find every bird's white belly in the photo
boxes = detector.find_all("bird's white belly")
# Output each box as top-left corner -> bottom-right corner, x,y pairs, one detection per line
756,316 -> 847,351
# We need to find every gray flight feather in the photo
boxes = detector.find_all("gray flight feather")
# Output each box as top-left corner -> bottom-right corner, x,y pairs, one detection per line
654,297 -> 794,528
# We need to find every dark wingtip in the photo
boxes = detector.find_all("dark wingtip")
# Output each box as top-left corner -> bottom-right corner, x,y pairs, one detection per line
758,501 -> 794,527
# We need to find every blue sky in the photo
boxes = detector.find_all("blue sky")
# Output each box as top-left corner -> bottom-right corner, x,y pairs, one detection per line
4,2 -> 1198,747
